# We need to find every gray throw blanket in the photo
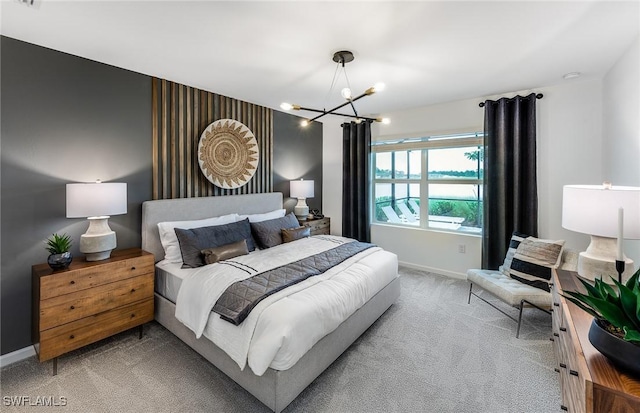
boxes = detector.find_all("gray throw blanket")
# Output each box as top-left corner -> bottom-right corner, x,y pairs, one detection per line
213,241 -> 375,325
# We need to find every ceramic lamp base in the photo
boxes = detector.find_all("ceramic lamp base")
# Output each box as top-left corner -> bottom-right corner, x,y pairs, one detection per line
80,216 -> 117,261
577,235 -> 635,283
294,198 -> 309,221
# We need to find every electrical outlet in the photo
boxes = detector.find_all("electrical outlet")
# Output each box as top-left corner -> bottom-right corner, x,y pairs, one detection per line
458,244 -> 466,254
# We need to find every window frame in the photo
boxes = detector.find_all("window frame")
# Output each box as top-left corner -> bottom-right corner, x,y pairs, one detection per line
372,129 -> 484,233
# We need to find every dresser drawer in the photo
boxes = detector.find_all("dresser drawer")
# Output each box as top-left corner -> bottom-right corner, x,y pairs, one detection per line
39,254 -> 153,300
38,298 -> 154,361
39,273 -> 154,331
550,280 -> 563,330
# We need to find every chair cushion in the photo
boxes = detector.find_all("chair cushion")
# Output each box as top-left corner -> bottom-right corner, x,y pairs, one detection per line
467,268 -> 551,308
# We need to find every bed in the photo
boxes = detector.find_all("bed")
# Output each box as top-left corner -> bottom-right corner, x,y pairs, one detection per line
141,192 -> 400,412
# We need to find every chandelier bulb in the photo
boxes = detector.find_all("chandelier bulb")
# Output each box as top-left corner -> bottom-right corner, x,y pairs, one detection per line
300,119 -> 310,127
341,88 -> 352,100
373,82 -> 386,93
280,103 -> 301,111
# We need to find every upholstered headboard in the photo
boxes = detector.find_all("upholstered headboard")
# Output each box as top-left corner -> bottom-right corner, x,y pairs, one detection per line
141,192 -> 283,262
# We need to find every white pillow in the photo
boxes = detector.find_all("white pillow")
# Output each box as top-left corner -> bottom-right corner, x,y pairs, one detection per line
238,208 -> 286,223
157,213 -> 239,263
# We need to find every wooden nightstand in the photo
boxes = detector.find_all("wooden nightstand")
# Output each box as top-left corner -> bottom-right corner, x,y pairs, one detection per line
32,248 -> 155,375
299,216 -> 330,235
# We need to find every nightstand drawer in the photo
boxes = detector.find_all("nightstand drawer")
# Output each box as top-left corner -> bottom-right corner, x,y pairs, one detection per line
300,217 -> 330,236
39,254 -> 154,300
39,273 -> 154,330
38,298 -> 154,361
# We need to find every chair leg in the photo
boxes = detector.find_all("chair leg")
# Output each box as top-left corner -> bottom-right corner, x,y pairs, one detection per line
516,300 -> 525,338
517,299 -> 552,338
467,283 -> 473,304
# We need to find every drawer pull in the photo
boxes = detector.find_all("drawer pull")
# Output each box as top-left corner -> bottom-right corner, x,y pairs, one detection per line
131,266 -> 136,270
549,337 -> 554,342
130,313 -> 136,318
560,327 -> 567,332
70,280 -> 75,285
70,305 -> 75,310
559,363 -> 567,369
570,370 -> 579,377
131,288 -> 136,293
553,333 -> 559,337
553,302 -> 560,307
554,368 -> 560,373
69,335 -> 75,339
561,405 -> 568,411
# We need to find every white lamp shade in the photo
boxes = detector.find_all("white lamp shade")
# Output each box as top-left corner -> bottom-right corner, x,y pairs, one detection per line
66,182 -> 128,218
562,185 -> 640,239
290,179 -> 314,199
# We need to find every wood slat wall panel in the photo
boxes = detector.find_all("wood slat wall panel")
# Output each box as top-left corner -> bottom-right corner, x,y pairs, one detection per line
152,78 -> 273,199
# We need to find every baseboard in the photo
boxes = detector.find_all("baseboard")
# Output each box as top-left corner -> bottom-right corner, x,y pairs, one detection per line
0,345 -> 36,368
399,261 -> 467,280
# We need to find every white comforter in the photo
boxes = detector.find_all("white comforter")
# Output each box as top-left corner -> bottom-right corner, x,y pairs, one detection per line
175,235 -> 398,376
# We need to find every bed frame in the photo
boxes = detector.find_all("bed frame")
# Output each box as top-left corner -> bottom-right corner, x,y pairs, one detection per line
141,193 -> 401,412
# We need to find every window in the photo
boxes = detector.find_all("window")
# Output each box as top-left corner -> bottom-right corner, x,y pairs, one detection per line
372,131 -> 483,233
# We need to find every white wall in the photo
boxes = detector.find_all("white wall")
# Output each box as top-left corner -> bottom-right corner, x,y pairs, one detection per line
602,35 -> 640,265
321,116 -> 345,235
536,79 -> 604,248
323,45 -> 639,276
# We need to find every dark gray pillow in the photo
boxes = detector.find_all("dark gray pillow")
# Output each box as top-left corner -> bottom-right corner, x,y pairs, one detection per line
175,218 -> 255,268
282,226 -> 310,243
250,213 -> 300,249
202,239 -> 249,265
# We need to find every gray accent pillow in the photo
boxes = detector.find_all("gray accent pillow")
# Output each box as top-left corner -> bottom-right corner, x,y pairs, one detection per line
282,226 -> 310,243
175,218 -> 255,268
250,213 -> 300,249
202,239 -> 249,265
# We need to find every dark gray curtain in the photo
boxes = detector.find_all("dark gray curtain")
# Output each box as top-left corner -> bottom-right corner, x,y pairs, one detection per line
482,93 -> 538,269
342,120 -> 371,242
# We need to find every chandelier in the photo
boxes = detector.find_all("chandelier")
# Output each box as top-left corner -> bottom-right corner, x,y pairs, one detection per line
280,50 -> 389,126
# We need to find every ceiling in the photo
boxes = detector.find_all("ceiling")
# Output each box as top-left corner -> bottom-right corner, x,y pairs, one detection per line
2,1 -> 639,120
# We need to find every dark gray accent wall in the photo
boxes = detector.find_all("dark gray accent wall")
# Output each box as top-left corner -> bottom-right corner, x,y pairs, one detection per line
273,111 -> 323,215
1,36 -> 153,355
0,36 -> 324,356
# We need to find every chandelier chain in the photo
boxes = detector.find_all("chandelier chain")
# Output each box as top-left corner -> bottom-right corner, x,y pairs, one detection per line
323,62 -> 342,110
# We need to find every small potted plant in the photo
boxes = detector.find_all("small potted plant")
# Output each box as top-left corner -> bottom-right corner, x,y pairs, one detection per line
563,269 -> 640,377
45,233 -> 73,270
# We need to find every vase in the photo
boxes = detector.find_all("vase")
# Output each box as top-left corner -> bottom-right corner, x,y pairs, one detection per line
588,318 -> 640,378
47,252 -> 72,270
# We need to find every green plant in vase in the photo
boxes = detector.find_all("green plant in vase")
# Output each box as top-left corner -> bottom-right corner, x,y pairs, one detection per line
45,233 -> 73,270
562,268 -> 640,377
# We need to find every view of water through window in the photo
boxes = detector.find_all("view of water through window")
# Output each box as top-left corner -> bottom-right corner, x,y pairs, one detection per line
372,132 -> 483,233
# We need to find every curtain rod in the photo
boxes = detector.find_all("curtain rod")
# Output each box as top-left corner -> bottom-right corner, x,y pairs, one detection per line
478,93 -> 543,107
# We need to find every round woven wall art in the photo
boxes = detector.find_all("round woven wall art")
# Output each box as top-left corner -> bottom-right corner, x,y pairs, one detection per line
198,119 -> 259,189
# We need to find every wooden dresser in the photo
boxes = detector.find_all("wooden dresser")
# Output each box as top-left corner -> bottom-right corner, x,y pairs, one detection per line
299,216 -> 330,236
551,269 -> 640,412
32,248 -> 154,374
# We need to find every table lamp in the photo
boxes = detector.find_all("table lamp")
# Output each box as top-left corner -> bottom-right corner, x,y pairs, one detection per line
562,183 -> 640,282
290,179 -> 314,220
66,180 -> 127,261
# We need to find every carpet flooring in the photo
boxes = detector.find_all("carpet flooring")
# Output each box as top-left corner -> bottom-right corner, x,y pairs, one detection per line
1,267 -> 560,412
